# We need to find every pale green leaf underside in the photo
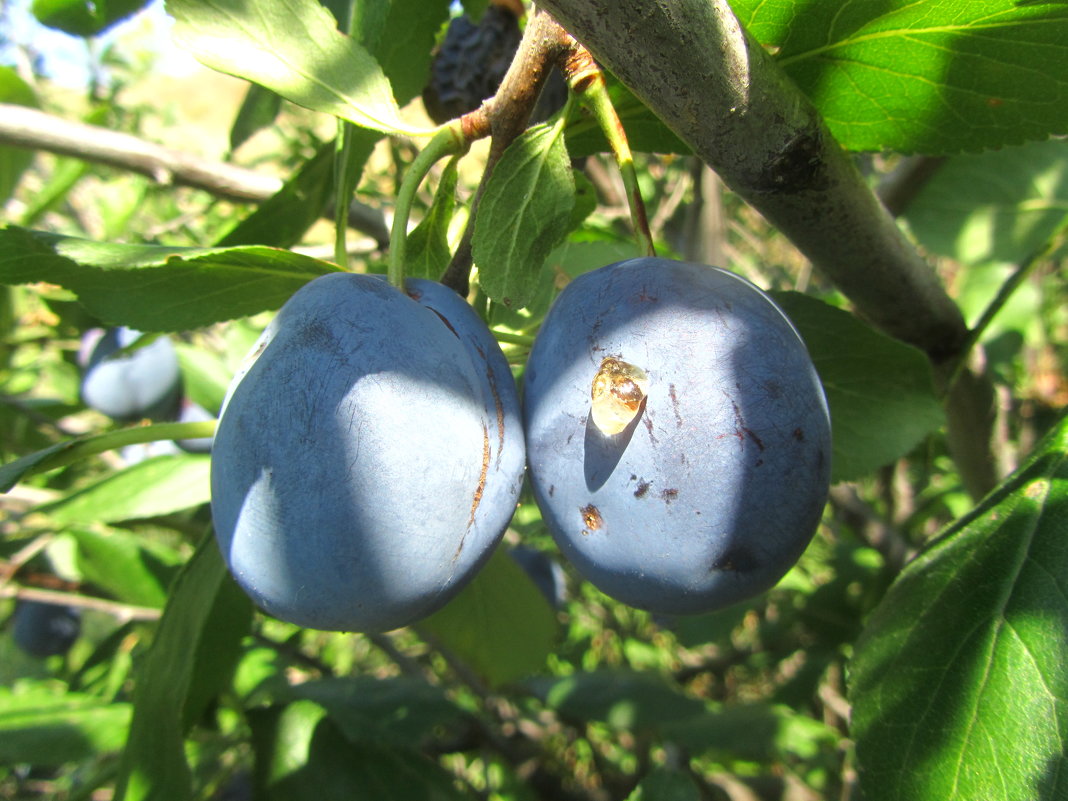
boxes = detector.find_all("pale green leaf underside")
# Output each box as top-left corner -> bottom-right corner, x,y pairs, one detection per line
734,0 -> 1068,153
0,225 -> 338,331
850,414 -> 1068,801
165,0 -> 431,136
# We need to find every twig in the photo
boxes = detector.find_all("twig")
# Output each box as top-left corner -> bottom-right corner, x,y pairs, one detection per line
440,8 -> 574,294
0,103 -> 388,244
0,585 -> 161,623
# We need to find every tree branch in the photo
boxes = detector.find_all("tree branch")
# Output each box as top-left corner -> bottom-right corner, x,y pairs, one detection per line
0,103 -> 388,245
534,0 -> 968,363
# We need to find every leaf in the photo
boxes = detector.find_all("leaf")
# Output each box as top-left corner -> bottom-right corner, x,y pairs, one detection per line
115,536 -> 252,801
283,676 -> 471,748
0,67 -> 38,205
250,700 -> 471,801
405,157 -> 459,281
0,683 -> 131,765
625,767 -> 701,801
166,0 -> 430,136
371,0 -> 452,107
229,83 -> 284,152
529,670 -> 708,732
472,124 -> 576,309
733,0 -> 1068,153
850,413 -> 1068,801
31,0 -> 149,36
903,138 -> 1068,266
0,421 -> 213,492
40,454 -> 211,526
772,292 -> 944,482
68,526 -> 182,608
419,547 -> 558,688
0,225 -> 339,331
566,78 -> 690,158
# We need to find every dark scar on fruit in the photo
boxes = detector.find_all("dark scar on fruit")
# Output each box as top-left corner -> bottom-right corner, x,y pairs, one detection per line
668,384 -> 682,427
710,546 -> 757,572
634,480 -> 651,498
427,307 -> 461,339
476,342 -> 506,465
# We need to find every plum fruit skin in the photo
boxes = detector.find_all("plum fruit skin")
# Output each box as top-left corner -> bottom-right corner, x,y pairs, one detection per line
523,258 -> 831,615
210,273 -> 524,633
81,327 -> 183,421
13,601 -> 81,658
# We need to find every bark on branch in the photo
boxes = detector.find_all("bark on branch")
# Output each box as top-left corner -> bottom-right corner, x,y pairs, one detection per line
0,103 -> 388,245
535,0 -> 968,363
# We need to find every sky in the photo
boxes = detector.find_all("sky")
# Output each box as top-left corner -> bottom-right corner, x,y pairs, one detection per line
0,0 -> 198,87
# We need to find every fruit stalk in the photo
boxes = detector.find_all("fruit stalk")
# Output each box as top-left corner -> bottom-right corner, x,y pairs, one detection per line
388,122 -> 468,289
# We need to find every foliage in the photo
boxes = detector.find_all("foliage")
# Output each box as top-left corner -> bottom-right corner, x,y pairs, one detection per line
0,1 -> 1066,800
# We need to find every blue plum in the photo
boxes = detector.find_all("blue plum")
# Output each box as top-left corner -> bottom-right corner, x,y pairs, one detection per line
509,545 -> 567,609
80,327 -> 183,421
523,258 -> 831,614
210,273 -> 524,632
174,399 -> 216,453
12,600 -> 81,658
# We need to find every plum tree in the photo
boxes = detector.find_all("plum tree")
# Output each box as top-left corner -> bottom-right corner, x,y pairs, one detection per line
80,327 -> 183,422
523,257 -> 831,614
12,601 -> 81,658
209,272 -> 524,632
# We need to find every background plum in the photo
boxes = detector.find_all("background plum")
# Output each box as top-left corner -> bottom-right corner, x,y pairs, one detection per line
12,600 -> 81,658
210,273 -> 524,633
523,258 -> 831,615
80,327 -> 183,422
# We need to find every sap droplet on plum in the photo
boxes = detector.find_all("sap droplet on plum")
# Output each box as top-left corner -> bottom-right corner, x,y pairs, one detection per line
590,357 -> 649,435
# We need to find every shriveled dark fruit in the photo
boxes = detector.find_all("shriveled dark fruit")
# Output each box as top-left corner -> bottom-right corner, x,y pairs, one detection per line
210,273 -> 524,632
423,6 -> 522,125
13,601 -> 81,658
523,258 -> 831,615
80,327 -> 183,422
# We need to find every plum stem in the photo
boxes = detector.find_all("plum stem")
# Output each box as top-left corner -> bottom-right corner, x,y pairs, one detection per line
562,45 -> 656,258
388,122 -> 468,289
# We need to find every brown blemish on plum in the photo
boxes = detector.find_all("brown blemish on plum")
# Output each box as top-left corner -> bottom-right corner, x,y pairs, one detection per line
461,423 -> 491,548
660,488 -> 679,503
634,480 -> 651,498
580,504 -> 603,532
668,383 -> 683,427
793,427 -> 805,442
426,306 -> 461,339
475,342 -> 507,466
711,546 -> 758,573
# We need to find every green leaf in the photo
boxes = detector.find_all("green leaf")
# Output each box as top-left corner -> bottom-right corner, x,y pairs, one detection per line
850,413 -> 1068,801
0,67 -> 38,205
0,682 -> 131,765
733,0 -> 1068,153
0,225 -> 339,331
250,700 -> 471,801
903,139 -> 1068,266
625,767 -> 701,801
529,669 -> 708,732
566,79 -> 690,158
0,421 -> 214,492
472,123 -> 576,309
419,547 -> 558,688
68,526 -> 182,608
40,454 -> 211,526
32,0 -> 148,36
166,0 -> 430,136
115,536 -> 252,801
283,676 -> 471,748
229,83 -> 284,152
405,157 -> 459,281
372,0 -> 452,107
772,292 -> 944,482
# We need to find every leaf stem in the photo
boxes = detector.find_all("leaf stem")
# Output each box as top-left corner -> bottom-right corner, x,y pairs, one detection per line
389,122 -> 468,289
943,222 -> 1068,397
562,46 -> 656,258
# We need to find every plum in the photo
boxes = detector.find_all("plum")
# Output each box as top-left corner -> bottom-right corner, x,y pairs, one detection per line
210,273 -> 524,632
523,258 -> 831,614
12,601 -> 81,658
174,399 -> 216,453
80,327 -> 183,422
509,545 -> 567,609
